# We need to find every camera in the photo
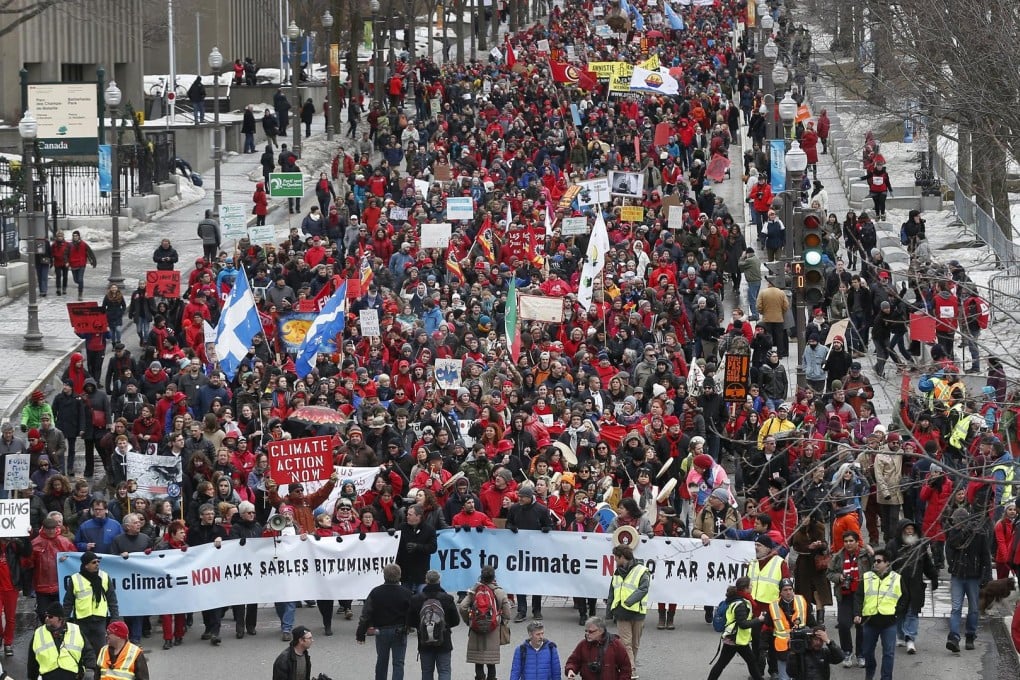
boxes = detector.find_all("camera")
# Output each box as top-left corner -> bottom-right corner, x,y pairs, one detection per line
789,627 -> 810,653
587,661 -> 603,674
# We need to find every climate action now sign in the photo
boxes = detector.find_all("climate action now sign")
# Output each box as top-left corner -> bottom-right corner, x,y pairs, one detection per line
267,436 -> 334,484
268,172 -> 304,197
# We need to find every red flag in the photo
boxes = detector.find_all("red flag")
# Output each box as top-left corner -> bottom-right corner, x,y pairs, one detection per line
549,61 -> 577,84
505,37 -> 516,68
578,68 -> 598,91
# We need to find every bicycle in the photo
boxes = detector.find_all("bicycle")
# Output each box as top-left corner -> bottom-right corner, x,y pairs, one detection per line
148,76 -> 188,100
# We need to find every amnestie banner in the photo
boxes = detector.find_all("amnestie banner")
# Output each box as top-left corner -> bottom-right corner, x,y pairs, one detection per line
431,529 -> 754,605
57,534 -> 400,616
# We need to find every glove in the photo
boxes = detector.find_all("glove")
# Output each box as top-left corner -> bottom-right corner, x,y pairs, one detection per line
475,526 -> 484,533
19,425 -> 26,433
405,542 -> 419,551
509,526 -> 519,534
541,526 -> 551,533
931,580 -> 939,591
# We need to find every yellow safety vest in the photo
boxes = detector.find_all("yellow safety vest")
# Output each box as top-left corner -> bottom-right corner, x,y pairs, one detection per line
749,555 -> 784,604
926,379 -> 952,410
992,463 -> 1016,506
611,563 -> 650,615
861,571 -> 901,616
948,412 -> 973,449
769,595 -> 809,652
33,623 -> 85,674
724,598 -> 753,646
71,572 -> 111,619
99,642 -> 142,680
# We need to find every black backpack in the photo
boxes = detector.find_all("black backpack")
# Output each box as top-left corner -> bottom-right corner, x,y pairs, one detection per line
418,598 -> 446,647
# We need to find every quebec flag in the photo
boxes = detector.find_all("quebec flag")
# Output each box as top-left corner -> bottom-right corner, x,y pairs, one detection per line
214,267 -> 262,380
295,281 -> 348,378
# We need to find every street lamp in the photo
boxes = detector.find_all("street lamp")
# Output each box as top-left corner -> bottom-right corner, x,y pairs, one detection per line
370,0 -> 383,104
288,20 -> 302,157
18,110 -> 43,351
103,82 -> 124,286
322,10 -> 335,141
785,140 -> 807,192
208,47 -> 224,212
778,91 -> 797,139
786,141 -> 809,388
763,37 -> 778,61
772,64 -> 789,89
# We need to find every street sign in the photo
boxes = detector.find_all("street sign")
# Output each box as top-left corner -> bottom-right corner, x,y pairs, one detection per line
268,172 -> 304,197
219,204 -> 248,240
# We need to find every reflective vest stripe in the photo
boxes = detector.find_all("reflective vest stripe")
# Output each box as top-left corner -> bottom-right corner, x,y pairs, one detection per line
769,596 -> 808,652
861,571 -> 901,616
724,599 -> 753,646
100,643 -> 140,680
749,556 -> 784,603
992,464 -> 1016,504
71,572 -> 110,619
611,564 -> 650,615
33,624 -> 84,674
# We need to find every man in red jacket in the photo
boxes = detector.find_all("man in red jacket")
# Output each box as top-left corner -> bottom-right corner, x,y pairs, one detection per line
32,515 -> 75,624
67,230 -> 94,301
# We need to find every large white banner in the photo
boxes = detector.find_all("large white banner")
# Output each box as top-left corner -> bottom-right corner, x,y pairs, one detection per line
57,534 -> 400,616
518,295 -> 564,322
309,465 -> 385,514
431,529 -> 754,605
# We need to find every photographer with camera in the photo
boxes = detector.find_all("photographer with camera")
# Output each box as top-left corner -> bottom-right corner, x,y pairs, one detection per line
764,578 -> 815,680
564,616 -> 631,680
787,625 -> 844,680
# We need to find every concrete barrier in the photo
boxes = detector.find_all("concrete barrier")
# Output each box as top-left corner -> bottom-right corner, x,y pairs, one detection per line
2,262 -> 28,295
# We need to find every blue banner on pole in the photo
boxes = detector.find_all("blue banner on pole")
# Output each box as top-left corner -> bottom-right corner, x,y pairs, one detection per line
98,144 -> 112,193
770,139 -> 786,195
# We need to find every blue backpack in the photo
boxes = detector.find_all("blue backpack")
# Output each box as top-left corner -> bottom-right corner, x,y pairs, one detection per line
712,599 -> 730,633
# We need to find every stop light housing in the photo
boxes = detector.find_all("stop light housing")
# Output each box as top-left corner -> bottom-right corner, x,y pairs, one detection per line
800,211 -> 825,305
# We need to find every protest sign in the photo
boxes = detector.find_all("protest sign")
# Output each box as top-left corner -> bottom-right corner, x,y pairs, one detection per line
0,500 -> 30,537
58,534 -> 400,616
267,436 -> 334,485
432,529 -> 754,604
66,302 -> 108,334
620,205 -> 645,222
560,216 -> 588,236
126,453 -> 183,499
667,205 -> 684,229
909,312 -> 936,343
310,465 -> 388,514
421,223 -> 452,249
2,454 -> 30,490
446,197 -> 473,221
388,206 -> 408,222
578,177 -> 611,205
218,204 -> 248,240
359,309 -> 380,337
248,224 -> 276,244
145,270 -> 181,298
518,295 -> 564,322
434,358 -> 462,389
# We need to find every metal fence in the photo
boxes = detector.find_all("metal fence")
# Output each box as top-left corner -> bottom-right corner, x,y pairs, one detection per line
930,150 -> 1020,269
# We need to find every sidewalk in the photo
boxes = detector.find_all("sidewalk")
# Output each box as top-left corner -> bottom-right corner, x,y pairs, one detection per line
0,114 -> 347,425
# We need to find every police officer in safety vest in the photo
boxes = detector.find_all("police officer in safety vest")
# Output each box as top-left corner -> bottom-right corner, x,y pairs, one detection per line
28,603 -> 95,680
766,578 -> 815,680
608,544 -> 651,678
853,548 -> 902,680
63,551 -> 120,660
747,535 -> 791,678
99,620 -> 149,680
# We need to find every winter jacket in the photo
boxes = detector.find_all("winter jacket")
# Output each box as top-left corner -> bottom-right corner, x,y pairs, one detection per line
509,638 -> 562,680
873,452 -> 903,505
406,584 -> 460,652
945,521 -> 992,581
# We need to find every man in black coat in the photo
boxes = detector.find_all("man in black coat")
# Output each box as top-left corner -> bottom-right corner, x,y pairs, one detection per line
357,564 -> 413,680
229,501 -> 263,638
406,570 -> 461,680
395,504 -> 437,593
272,625 -> 314,680
787,624 -> 844,680
507,485 -> 553,622
241,105 -> 257,153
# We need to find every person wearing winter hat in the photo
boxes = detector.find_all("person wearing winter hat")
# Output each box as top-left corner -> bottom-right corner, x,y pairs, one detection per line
63,551 -> 119,659
99,620 -> 149,680
28,601 -> 96,680
749,534 -> 792,677
21,389 -> 53,432
273,624 -> 315,680
507,480 -> 554,621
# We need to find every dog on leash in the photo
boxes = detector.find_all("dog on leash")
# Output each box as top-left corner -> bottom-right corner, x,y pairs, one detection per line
978,577 -> 1017,614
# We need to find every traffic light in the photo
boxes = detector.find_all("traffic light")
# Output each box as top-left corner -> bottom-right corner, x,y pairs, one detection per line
799,210 -> 825,305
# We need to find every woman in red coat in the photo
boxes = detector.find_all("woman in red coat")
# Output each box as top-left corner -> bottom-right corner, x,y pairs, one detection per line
918,464 -> 953,569
252,182 -> 269,225
993,503 -> 1016,579
801,122 -> 820,180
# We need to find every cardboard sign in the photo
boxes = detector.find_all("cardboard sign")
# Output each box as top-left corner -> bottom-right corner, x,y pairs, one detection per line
446,197 -> 474,221
0,499 -> 30,537
267,436 -> 334,485
434,160 -> 452,181
723,354 -> 750,402
909,313 -> 937,344
248,224 -> 276,244
421,223 -> 452,249
667,205 -> 684,230
578,177 -> 611,206
536,39 -> 550,53
66,302 -> 109,334
2,454 -> 30,491
388,206 -> 409,222
145,270 -> 181,298
560,216 -> 589,236
518,295 -> 564,322
359,309 -> 380,337
434,358 -> 462,389
620,205 -> 644,223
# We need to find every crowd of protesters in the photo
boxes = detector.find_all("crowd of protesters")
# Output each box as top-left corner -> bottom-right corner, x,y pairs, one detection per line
2,0 -> 1019,671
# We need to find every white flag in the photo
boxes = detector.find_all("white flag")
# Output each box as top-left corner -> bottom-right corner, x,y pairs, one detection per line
629,65 -> 680,96
578,211 -> 610,311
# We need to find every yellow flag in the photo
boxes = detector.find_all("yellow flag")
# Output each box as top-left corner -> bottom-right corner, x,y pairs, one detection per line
639,54 -> 660,71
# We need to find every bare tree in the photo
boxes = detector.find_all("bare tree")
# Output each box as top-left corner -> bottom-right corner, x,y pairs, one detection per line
0,0 -> 64,38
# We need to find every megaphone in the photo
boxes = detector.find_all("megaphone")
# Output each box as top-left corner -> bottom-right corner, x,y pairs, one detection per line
269,514 -> 289,532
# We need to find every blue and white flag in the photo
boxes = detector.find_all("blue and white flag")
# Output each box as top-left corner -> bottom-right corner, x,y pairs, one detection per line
633,8 -> 646,31
214,267 -> 262,380
295,281 -> 348,378
619,0 -> 631,15
664,3 -> 685,30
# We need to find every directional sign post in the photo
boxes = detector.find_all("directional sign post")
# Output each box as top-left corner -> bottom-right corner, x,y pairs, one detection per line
268,172 -> 304,198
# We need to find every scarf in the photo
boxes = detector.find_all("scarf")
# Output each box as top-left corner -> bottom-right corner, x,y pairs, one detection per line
79,565 -> 107,606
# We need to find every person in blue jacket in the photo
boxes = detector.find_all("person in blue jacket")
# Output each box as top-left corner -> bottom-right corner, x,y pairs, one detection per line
73,499 -> 123,553
509,621 -> 561,680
